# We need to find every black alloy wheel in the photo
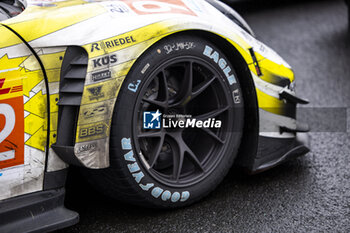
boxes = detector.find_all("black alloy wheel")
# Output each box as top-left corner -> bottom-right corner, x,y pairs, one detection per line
133,57 -> 234,187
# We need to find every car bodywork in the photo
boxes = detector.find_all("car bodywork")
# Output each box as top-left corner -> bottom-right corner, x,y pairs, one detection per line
0,0 -> 309,231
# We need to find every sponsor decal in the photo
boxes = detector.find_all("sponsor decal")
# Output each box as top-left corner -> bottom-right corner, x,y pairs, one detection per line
88,86 -> 105,101
0,98 -> 24,169
83,105 -> 107,118
79,124 -> 105,138
232,89 -> 241,104
105,36 -> 136,49
121,138 -> 190,203
0,78 -> 22,95
92,55 -> 117,68
125,0 -> 196,16
203,45 -> 237,85
92,70 -> 111,82
102,2 -> 130,14
76,142 -> 97,154
0,75 -> 24,169
91,43 -> 101,53
91,36 -> 137,52
128,80 -> 141,93
143,110 -> 222,129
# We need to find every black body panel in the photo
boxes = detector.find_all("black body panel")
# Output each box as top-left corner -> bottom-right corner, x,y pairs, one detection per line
237,133 -> 310,174
53,46 -> 88,167
0,188 -> 79,233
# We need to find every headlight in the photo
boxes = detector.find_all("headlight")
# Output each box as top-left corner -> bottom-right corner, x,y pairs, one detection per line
205,0 -> 255,37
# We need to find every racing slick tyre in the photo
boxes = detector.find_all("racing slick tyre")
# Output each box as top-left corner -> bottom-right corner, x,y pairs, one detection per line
87,34 -> 244,208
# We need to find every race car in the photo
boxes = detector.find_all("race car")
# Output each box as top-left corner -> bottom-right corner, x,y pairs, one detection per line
0,0 -> 309,232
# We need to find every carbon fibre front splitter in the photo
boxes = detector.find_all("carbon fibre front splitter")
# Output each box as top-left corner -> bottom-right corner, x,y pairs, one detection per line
253,133 -> 310,173
239,133 -> 310,174
0,188 -> 79,233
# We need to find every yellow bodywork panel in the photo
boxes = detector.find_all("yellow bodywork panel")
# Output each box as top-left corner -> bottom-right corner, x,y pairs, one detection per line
3,1 -> 105,46
0,27 -> 47,152
0,25 -> 48,200
255,89 -> 284,115
258,58 -> 294,84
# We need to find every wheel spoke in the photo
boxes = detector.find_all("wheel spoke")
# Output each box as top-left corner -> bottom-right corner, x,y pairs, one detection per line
137,131 -> 163,138
185,147 -> 204,172
169,132 -> 205,181
158,70 -> 169,103
194,106 -> 230,121
142,71 -> 169,109
200,128 -> 225,144
169,62 -> 193,108
142,97 -> 167,108
191,76 -> 217,100
148,135 -> 165,168
173,147 -> 184,181
183,62 -> 193,99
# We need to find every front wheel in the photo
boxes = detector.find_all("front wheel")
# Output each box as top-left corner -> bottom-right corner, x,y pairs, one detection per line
88,34 -> 244,208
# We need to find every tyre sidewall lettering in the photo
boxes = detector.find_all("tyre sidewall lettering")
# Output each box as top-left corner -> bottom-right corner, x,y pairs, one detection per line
120,137 -> 190,203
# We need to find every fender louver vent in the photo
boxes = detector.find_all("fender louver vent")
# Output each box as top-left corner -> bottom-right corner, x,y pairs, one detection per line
52,46 -> 88,167
58,46 -> 88,106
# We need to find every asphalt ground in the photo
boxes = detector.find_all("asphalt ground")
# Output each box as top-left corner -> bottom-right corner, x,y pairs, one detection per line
58,0 -> 350,232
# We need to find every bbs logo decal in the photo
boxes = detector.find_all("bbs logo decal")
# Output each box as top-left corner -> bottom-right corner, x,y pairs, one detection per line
203,45 -> 237,85
88,86 -> 104,100
92,55 -> 117,68
121,138 -> 190,203
79,124 -> 105,138
92,70 -> 111,82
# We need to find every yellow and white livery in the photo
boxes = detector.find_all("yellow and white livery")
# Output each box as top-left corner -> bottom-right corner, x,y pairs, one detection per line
0,0 -> 309,232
